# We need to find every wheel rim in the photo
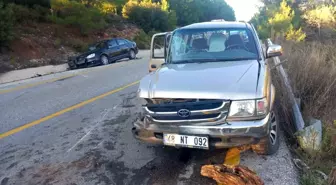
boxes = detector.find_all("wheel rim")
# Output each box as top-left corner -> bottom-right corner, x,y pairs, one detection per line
269,111 -> 277,145
130,50 -> 135,59
102,56 -> 108,65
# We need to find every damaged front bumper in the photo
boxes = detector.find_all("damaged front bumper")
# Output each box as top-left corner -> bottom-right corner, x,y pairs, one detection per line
132,113 -> 271,149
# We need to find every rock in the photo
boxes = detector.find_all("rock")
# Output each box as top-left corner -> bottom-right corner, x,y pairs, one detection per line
297,118 -> 322,152
328,167 -> 336,185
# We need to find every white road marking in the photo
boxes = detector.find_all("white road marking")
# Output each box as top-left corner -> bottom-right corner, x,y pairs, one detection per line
67,109 -> 111,153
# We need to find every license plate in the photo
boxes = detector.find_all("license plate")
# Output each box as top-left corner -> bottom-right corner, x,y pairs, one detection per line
163,134 -> 209,150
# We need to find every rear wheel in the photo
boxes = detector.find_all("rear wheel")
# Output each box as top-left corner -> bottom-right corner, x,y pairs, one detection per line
100,55 -> 109,65
129,49 -> 136,60
251,109 -> 280,155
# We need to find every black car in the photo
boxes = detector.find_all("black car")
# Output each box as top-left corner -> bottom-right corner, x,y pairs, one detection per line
68,38 -> 138,69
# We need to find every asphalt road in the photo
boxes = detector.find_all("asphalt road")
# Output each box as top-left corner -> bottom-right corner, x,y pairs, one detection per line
0,51 -> 299,185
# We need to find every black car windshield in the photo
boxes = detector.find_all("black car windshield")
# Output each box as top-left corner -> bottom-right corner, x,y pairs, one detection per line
168,28 -> 259,64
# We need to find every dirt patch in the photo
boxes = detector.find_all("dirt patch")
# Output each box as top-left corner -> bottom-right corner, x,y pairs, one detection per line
2,149 -> 107,185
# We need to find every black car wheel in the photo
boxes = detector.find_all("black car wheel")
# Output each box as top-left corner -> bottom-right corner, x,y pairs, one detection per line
68,62 -> 77,70
129,49 -> 136,60
251,108 -> 280,155
101,55 -> 109,65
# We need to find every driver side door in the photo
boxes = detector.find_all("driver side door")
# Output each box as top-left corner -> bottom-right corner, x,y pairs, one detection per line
149,32 -> 171,73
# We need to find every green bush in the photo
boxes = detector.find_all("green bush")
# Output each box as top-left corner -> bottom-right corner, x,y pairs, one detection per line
67,38 -> 88,52
11,4 -> 40,23
133,30 -> 151,49
105,14 -> 124,24
49,0 -> 107,35
168,10 -> 177,30
3,0 -> 50,8
32,4 -> 50,22
0,2 -> 15,46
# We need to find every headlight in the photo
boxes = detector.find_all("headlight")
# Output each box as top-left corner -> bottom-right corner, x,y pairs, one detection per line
228,98 -> 268,119
228,100 -> 255,117
86,53 -> 95,59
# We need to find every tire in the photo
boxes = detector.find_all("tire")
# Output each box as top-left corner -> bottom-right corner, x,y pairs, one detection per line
100,55 -> 109,65
129,49 -> 136,60
251,108 -> 280,155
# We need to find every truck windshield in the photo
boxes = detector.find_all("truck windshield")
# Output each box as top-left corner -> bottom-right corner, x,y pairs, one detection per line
168,28 -> 259,64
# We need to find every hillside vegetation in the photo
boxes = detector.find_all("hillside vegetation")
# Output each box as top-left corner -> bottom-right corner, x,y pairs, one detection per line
251,1 -> 336,184
0,0 -> 235,73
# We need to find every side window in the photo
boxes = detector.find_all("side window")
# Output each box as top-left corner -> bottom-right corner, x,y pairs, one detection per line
97,42 -> 106,49
108,40 -> 118,47
118,39 -> 126,45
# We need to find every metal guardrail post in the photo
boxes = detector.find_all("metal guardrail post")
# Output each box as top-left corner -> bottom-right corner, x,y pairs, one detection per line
267,39 -> 305,131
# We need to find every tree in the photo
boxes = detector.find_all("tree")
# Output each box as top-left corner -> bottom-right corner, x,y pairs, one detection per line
169,0 -> 235,26
268,0 -> 294,38
2,0 -> 50,8
122,0 -> 174,32
168,10 -> 177,30
160,0 -> 168,11
0,2 -> 15,46
303,5 -> 336,36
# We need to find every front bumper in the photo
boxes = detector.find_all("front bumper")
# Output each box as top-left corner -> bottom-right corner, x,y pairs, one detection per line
68,56 -> 100,68
132,113 -> 271,149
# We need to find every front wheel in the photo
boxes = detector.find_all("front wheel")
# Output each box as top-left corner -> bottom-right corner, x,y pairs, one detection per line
100,55 -> 109,65
129,49 -> 136,60
251,109 -> 280,155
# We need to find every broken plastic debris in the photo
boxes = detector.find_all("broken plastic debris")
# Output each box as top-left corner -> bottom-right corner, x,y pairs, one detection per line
202,146 -> 263,185
224,146 -> 251,166
201,164 -> 264,185
224,148 -> 241,166
297,118 -> 322,151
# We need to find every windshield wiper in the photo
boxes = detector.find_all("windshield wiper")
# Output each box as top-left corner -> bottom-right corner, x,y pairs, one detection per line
172,59 -> 221,64
220,57 -> 258,61
172,57 -> 257,64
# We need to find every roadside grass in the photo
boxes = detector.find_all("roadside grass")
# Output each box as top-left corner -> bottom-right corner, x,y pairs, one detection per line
273,40 -> 336,185
300,171 -> 328,185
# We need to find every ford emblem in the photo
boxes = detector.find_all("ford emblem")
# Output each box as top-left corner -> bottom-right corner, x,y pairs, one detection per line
177,109 -> 191,118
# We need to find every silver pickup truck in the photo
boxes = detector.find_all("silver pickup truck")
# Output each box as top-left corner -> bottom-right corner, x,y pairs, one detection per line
133,21 -> 283,155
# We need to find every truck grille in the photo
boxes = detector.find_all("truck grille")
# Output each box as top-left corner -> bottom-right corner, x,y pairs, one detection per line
144,99 -> 229,123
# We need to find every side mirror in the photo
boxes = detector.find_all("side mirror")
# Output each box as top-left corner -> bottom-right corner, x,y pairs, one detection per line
267,44 -> 282,58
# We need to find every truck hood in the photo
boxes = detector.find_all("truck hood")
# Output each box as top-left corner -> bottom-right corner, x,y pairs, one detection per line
138,60 -> 260,100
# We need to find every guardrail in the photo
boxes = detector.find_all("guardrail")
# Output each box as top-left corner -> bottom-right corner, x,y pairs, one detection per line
267,39 -> 305,131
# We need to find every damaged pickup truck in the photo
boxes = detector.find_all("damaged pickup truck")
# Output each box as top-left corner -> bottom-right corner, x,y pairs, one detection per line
132,21 -> 283,155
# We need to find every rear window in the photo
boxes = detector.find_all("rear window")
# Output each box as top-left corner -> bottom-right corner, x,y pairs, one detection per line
118,39 -> 126,45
